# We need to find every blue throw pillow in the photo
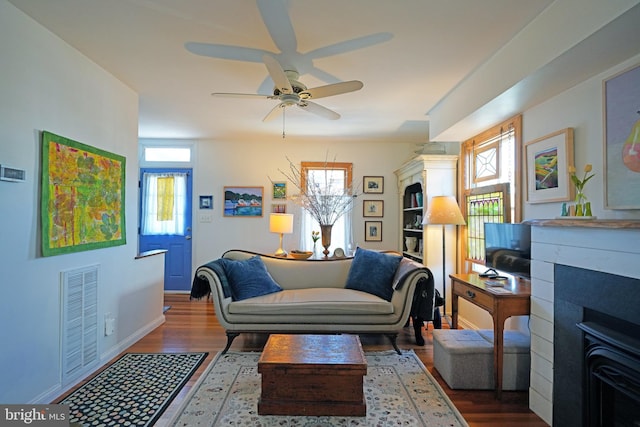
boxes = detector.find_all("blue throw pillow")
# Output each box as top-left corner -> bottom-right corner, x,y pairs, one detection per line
221,256 -> 283,301
345,248 -> 402,301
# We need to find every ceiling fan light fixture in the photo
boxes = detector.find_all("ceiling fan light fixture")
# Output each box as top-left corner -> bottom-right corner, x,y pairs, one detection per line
280,94 -> 299,106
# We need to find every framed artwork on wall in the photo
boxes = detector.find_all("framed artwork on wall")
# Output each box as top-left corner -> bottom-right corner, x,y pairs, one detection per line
363,176 -> 384,194
364,221 -> 382,242
41,131 -> 126,256
223,186 -> 264,217
199,195 -> 213,209
524,128 -> 574,204
603,63 -> 640,209
272,181 -> 287,199
363,200 -> 384,217
271,203 -> 287,213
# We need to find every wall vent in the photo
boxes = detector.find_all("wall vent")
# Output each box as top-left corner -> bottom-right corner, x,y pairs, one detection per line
0,164 -> 26,182
61,265 -> 99,385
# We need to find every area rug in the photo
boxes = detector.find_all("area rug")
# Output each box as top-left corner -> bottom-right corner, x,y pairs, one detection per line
61,352 -> 207,427
170,350 -> 468,426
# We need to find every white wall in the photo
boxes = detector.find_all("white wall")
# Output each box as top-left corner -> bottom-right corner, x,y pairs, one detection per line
188,139 -> 416,267
0,1 -> 165,404
523,53 -> 640,222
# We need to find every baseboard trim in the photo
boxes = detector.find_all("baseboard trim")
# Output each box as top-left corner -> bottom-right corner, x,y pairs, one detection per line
34,314 -> 166,404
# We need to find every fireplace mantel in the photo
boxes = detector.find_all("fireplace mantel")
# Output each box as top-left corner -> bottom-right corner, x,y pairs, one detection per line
527,222 -> 640,425
526,218 -> 640,229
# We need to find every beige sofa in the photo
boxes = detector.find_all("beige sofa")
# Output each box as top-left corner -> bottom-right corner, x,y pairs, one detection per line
191,249 -> 434,354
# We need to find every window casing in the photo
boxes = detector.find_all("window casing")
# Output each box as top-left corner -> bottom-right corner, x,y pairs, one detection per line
299,162 -> 354,253
459,115 -> 522,271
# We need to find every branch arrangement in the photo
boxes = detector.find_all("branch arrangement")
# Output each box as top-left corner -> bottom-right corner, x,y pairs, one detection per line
276,155 -> 360,226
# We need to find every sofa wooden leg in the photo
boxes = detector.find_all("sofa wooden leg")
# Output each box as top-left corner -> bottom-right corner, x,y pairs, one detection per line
222,332 -> 240,354
387,334 -> 402,355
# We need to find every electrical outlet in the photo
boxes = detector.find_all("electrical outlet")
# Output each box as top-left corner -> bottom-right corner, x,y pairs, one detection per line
199,213 -> 213,222
104,313 -> 115,336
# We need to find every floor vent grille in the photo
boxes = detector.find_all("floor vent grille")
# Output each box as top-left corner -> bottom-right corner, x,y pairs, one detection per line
61,265 -> 98,385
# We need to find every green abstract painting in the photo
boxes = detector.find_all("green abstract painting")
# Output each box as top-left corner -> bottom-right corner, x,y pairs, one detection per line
41,131 -> 126,256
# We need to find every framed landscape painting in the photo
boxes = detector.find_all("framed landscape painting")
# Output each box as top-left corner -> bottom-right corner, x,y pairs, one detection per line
41,131 -> 126,256
524,128 -> 574,204
224,186 -> 264,217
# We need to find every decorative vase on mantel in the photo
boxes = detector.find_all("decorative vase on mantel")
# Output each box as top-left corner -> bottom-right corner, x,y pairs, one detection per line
320,224 -> 333,257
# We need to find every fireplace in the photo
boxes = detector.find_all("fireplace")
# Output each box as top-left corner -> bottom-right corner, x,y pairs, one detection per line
578,321 -> 640,426
554,264 -> 640,427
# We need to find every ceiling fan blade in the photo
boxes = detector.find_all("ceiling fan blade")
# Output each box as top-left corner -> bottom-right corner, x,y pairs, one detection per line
300,81 -> 363,100
257,0 -> 297,54
211,92 -> 273,99
298,101 -> 340,120
185,42 -> 268,63
263,103 -> 285,122
263,55 -> 293,94
306,32 -> 393,60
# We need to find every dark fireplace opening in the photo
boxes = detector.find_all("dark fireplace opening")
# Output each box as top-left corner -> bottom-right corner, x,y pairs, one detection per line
554,265 -> 640,427
601,381 -> 639,427
578,321 -> 640,427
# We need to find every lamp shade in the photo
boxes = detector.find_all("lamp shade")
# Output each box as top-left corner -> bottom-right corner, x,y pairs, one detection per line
422,196 -> 466,225
269,213 -> 294,234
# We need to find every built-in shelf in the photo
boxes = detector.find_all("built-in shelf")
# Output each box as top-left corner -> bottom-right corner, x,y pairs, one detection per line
403,250 -> 422,259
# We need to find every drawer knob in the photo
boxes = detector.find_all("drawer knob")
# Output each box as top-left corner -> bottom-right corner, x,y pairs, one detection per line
466,290 -> 476,299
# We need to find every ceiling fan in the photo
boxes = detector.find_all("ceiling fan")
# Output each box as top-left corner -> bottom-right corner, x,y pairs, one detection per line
212,55 -> 363,122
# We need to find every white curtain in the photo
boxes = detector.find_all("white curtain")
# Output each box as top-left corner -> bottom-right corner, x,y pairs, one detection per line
141,172 -> 187,235
299,198 -> 354,255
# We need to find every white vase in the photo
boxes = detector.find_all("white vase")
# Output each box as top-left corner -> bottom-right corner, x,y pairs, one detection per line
405,236 -> 417,253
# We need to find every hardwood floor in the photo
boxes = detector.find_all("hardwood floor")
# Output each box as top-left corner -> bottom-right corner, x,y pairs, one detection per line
61,294 -> 549,426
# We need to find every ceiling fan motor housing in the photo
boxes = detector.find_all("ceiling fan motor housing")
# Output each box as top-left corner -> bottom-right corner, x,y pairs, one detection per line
273,70 -> 308,97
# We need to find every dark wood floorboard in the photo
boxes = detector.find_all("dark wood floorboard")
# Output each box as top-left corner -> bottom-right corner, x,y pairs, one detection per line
57,294 -> 549,426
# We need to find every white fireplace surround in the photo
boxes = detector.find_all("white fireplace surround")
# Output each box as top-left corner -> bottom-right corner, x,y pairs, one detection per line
528,220 -> 640,425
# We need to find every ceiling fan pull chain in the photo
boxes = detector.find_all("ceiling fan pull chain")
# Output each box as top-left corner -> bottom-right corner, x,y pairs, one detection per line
282,107 -> 286,139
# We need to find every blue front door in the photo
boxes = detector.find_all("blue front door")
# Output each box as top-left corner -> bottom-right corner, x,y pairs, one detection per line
139,168 -> 193,291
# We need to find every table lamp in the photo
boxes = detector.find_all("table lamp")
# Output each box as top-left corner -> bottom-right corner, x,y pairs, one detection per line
269,213 -> 294,257
422,195 -> 466,319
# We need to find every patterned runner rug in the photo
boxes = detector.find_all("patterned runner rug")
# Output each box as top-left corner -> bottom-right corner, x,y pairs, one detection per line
61,352 -> 207,427
170,350 -> 468,426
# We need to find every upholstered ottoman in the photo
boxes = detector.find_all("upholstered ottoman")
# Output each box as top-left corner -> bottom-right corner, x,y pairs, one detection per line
433,329 -> 530,390
476,329 -> 531,391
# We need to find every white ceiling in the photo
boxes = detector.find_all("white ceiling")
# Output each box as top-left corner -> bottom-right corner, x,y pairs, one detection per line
9,0 -> 634,144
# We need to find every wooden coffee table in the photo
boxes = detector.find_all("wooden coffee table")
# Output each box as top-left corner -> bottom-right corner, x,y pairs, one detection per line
257,334 -> 367,416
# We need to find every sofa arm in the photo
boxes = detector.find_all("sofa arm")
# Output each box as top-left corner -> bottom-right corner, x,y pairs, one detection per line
389,258 -> 434,325
192,263 -> 235,328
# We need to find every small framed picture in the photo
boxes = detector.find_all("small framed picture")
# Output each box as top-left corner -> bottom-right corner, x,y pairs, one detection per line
272,182 -> 287,199
199,195 -> 213,209
364,221 -> 382,242
363,176 -> 384,194
363,200 -> 384,217
271,203 -> 287,213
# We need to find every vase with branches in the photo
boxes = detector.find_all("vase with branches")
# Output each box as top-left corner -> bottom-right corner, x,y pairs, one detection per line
276,155 -> 360,256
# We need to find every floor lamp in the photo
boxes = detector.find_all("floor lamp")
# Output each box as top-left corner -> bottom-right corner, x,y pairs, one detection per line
422,196 -> 466,321
269,213 -> 294,257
